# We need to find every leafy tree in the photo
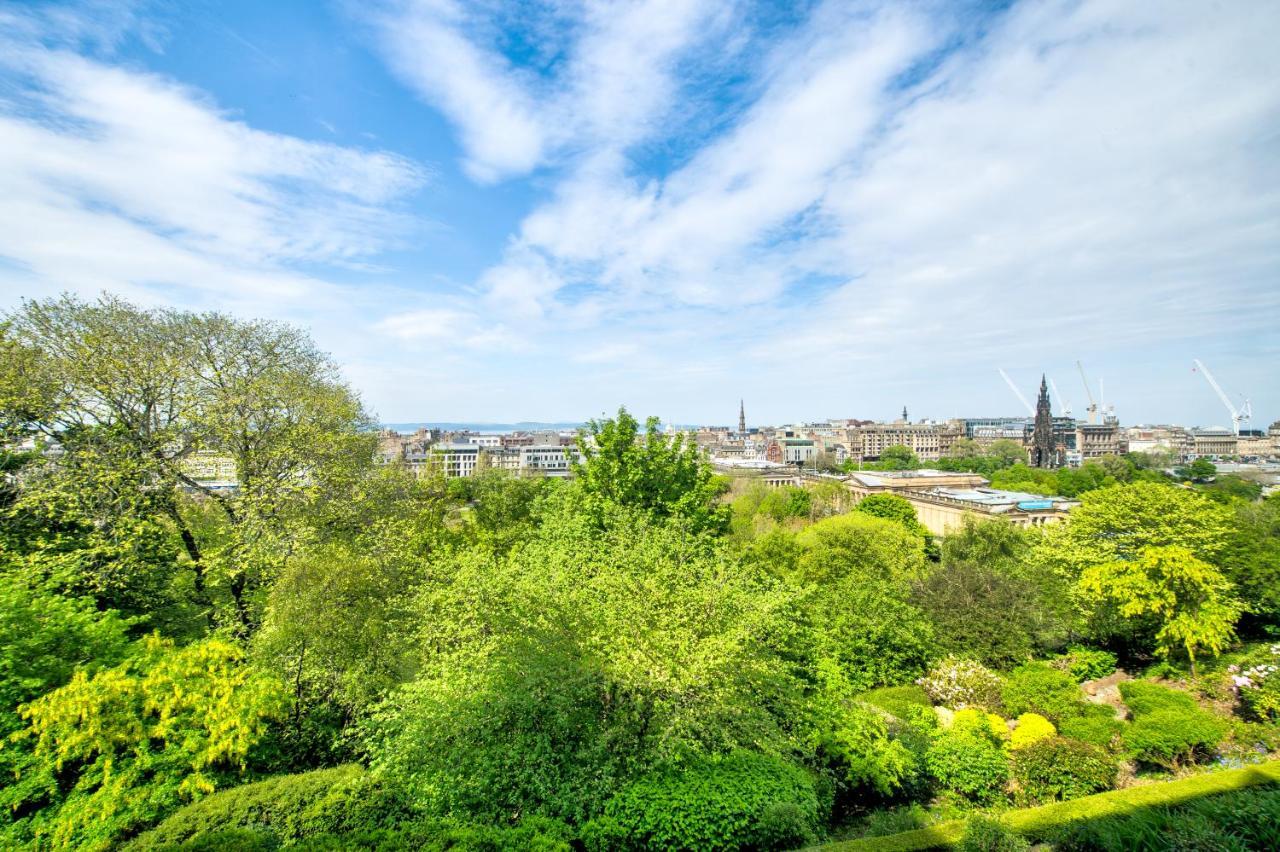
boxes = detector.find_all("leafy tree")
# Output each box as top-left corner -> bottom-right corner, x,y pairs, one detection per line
794,512 -> 927,586
948,437 -> 983,460
573,407 -> 727,533
854,494 -> 937,559
1096,455 -> 1135,483
6,636 -> 284,849
987,438 -> 1027,469
914,562 -> 1046,668
1179,458 -> 1217,480
1039,482 -> 1233,578
4,295 -> 372,634
0,570 -> 133,726
1221,494 -> 1280,630
1079,546 -> 1243,675
876,445 -> 919,470
1202,474 -> 1263,503
363,501 -> 803,824
917,519 -> 1067,665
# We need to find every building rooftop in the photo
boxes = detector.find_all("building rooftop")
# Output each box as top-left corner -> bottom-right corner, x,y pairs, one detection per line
915,486 -> 1076,513
846,468 -> 983,486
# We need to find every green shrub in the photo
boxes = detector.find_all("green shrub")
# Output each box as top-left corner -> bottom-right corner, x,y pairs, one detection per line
1119,680 -> 1198,715
1124,710 -> 1227,768
1049,785 -> 1280,851
1119,681 -> 1226,768
916,657 -> 1005,710
145,815 -> 574,852
861,685 -> 933,721
1011,737 -> 1116,805
1055,646 -> 1118,683
590,751 -> 820,851
957,815 -> 1029,852
1057,704 -> 1125,751
152,829 -> 281,851
1002,662 -> 1084,724
130,766 -> 418,848
925,719 -> 1009,802
853,804 -> 931,838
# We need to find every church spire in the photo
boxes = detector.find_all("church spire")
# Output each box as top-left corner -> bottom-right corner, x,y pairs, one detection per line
738,399 -> 746,434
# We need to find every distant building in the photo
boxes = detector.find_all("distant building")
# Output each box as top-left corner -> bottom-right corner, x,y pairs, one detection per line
903,487 -> 1078,535
844,469 -> 988,499
846,420 -> 963,462
1074,421 -> 1121,459
1186,427 -> 1238,459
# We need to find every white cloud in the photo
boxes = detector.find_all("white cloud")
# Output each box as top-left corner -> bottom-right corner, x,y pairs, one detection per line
376,0 -> 1278,422
0,14 -> 429,324
358,0 -> 730,181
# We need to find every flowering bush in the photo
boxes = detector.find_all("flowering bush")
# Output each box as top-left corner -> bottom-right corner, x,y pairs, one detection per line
1231,645 -> 1280,723
917,657 -> 1005,710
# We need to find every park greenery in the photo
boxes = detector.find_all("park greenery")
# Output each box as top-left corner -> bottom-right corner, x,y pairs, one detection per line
1,295 -> 1278,849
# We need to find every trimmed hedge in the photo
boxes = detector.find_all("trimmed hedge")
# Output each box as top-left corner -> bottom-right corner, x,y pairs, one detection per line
584,751 -> 820,851
1049,785 -> 1280,851
127,766 -> 415,848
815,759 -> 1280,851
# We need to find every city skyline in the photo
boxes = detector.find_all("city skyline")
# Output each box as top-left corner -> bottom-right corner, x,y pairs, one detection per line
1,0 -> 1276,427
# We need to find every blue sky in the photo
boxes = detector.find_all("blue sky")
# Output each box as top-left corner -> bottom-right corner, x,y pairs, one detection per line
0,0 -> 1276,427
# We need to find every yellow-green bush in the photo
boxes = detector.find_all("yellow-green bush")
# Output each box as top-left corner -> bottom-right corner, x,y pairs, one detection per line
1007,714 -> 1055,751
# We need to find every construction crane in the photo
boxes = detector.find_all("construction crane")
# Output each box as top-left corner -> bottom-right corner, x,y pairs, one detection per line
1076,361 -> 1099,424
1048,377 -> 1071,417
998,368 -> 1035,417
1193,359 -> 1252,434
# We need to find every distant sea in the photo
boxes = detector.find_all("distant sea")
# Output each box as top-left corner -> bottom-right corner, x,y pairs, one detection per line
381,422 -> 585,434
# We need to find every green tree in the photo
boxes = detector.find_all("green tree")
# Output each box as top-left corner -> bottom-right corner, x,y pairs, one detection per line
1079,546 -> 1242,675
876,445 -> 919,470
5,295 -> 372,633
920,518 -> 1068,666
794,511 -> 928,586
1184,457 -> 1217,479
6,636 -> 283,849
573,407 -> 727,533
363,500 -> 802,824
1221,495 -> 1280,630
987,438 -> 1027,469
854,494 -> 937,559
1040,482 -> 1233,576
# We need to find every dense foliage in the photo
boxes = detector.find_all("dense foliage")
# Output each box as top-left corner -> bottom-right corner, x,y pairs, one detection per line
1,295 -> 1276,849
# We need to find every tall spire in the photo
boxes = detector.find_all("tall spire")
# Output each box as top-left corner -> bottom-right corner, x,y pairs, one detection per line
1031,374 -> 1057,468
738,399 -> 746,434
902,405 -> 909,423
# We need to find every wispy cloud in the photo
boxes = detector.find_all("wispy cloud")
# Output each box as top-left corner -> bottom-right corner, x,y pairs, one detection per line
0,3 -> 428,321
358,0 -> 1280,421
357,0 -> 732,182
